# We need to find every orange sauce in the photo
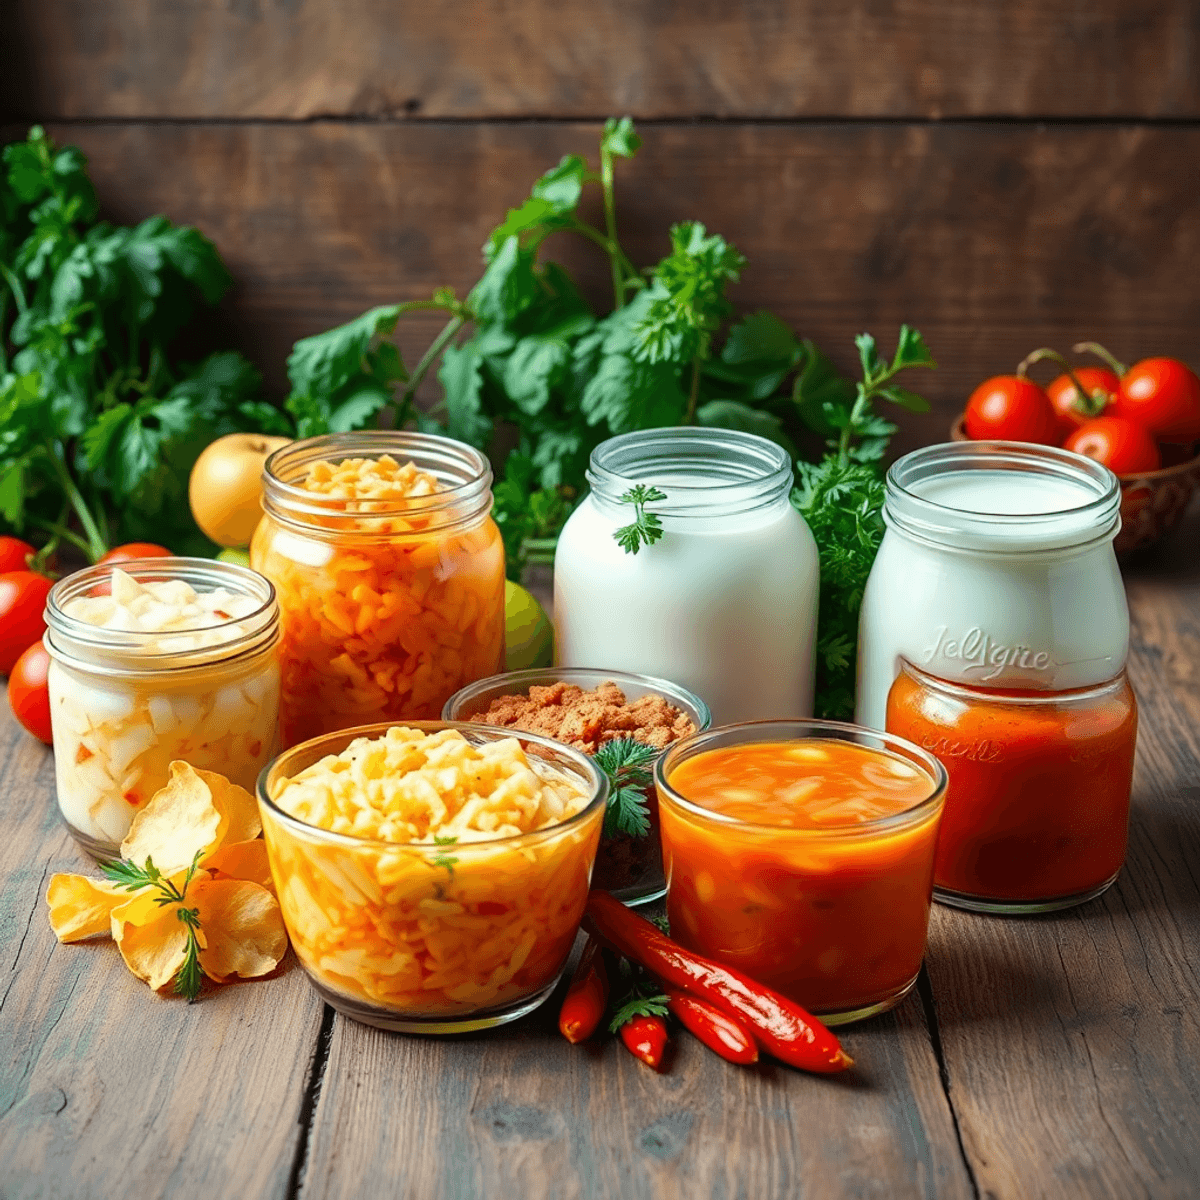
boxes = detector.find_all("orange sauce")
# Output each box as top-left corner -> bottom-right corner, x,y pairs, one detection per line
660,739 -> 942,1016
887,669 -> 1136,904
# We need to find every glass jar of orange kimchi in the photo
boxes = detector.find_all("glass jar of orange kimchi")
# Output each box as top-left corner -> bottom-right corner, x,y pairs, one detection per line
251,433 -> 505,748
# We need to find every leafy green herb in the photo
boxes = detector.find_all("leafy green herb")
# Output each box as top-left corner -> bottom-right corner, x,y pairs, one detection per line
431,834 -> 459,876
612,485 -> 666,555
608,990 -> 669,1034
100,851 -> 206,1002
592,738 -> 658,838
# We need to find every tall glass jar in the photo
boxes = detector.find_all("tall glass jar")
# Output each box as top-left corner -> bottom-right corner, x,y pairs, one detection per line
858,441 -> 1135,912
553,429 -> 819,725
252,432 -> 505,748
45,558 -> 281,859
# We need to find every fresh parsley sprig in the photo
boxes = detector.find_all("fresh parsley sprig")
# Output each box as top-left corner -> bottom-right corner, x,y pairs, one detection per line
613,485 -> 666,555
608,990 -> 670,1034
431,834 -> 459,876
100,851 -> 206,1002
592,738 -> 658,838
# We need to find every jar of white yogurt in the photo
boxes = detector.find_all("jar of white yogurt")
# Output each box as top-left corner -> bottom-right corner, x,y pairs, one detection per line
856,441 -> 1127,730
553,429 -> 819,724
45,558 -> 281,858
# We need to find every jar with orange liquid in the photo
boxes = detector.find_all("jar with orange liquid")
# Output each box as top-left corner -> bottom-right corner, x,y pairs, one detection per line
251,433 -> 505,748
656,720 -> 947,1025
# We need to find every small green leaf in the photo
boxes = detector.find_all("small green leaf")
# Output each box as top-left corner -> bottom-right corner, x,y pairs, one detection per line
855,332 -> 881,383
721,311 -> 798,365
601,117 -> 642,160
286,305 -> 403,400
879,385 -> 931,413
609,992 -> 668,1034
695,399 -> 796,456
891,325 -> 937,371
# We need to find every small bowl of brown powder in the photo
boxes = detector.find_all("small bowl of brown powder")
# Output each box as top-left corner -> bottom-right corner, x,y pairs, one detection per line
444,668 -> 712,905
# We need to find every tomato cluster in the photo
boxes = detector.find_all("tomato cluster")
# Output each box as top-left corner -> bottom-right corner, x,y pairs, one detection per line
2,540 -> 172,745
964,344 -> 1200,476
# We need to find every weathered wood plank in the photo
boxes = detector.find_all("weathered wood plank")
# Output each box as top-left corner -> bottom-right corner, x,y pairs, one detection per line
0,706 -> 325,1200
923,507 -> 1200,1199
3,0 -> 1198,120
296,983 -> 971,1200
13,120 -> 1200,455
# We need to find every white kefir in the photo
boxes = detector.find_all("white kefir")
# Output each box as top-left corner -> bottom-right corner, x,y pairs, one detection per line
45,558 -> 281,857
856,441 -> 1127,729
553,429 -> 819,724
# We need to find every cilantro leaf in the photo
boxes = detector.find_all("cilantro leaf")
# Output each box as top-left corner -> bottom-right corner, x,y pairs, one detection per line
593,737 -> 658,836
609,992 -> 669,1034
601,117 -> 642,160
721,311 -> 799,365
892,324 -> 937,371
437,341 -> 492,447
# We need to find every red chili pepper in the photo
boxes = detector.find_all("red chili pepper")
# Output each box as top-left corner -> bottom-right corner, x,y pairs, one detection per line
586,890 -> 852,1074
558,937 -> 609,1044
667,989 -> 758,1065
619,1014 -> 668,1069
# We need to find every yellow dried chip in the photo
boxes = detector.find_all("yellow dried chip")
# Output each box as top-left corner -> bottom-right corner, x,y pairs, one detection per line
46,874 -> 130,942
120,761 -> 223,876
111,890 -> 207,992
204,839 -> 275,895
196,766 -> 262,846
192,879 -> 287,981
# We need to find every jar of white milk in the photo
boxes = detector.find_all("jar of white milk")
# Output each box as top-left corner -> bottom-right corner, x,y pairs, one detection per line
45,558 -> 281,858
856,441 -> 1127,730
553,429 -> 819,724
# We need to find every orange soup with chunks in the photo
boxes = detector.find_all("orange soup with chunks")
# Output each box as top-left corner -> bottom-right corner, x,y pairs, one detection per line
659,736 -> 945,1021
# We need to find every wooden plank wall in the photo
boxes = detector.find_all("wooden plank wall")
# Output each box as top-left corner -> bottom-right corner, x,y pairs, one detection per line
2,1 -> 1198,452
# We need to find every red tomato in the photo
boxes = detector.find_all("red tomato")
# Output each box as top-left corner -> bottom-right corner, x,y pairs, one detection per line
98,542 -> 173,565
0,571 -> 53,675
8,639 -> 52,744
1065,417 -> 1162,476
964,377 -> 1059,444
0,536 -> 36,574
1046,368 -> 1119,436
1108,358 -> 1200,443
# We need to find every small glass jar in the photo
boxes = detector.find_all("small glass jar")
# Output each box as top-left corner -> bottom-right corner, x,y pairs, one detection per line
45,558 -> 281,859
887,663 -> 1137,912
656,719 -> 947,1026
443,667 -> 712,906
258,721 -> 607,1034
553,428 -> 819,725
251,432 -> 506,748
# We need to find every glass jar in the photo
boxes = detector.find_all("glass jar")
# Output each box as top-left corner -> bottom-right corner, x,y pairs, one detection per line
443,666 -> 712,906
887,663 -> 1136,912
45,558 -> 281,859
857,441 -> 1136,913
553,428 -> 819,725
656,719 -> 947,1025
251,432 -> 506,748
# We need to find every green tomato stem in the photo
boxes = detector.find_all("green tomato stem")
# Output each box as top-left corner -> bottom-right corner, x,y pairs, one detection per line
1072,341 -> 1128,378
600,145 -> 624,310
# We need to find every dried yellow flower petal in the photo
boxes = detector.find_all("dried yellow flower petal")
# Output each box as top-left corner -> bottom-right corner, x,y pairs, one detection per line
204,839 -> 275,895
46,875 -> 129,942
191,879 -> 287,982
196,766 -> 262,846
111,889 -> 207,992
120,761 -> 222,876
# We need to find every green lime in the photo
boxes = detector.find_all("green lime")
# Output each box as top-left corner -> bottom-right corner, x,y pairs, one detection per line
505,580 -> 553,670
216,547 -> 251,567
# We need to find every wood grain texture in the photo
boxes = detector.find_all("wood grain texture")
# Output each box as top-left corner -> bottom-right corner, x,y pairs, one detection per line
296,984 -> 971,1200
923,507 -> 1200,1200
0,708 -> 327,1200
4,0 -> 1199,120
14,120 -> 1200,455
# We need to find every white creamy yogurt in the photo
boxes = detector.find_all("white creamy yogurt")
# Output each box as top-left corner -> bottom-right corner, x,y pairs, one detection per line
856,443 -> 1128,730
46,562 -> 280,854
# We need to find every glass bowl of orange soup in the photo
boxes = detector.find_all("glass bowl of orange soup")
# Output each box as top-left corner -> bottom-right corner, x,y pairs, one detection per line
656,719 -> 948,1025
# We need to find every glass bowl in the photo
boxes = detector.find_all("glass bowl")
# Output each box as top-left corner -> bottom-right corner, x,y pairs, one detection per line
656,718 -> 947,1026
443,667 -> 712,905
257,720 -> 607,1033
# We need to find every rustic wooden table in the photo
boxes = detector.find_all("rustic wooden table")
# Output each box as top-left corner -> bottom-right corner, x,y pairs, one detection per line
3,509 -> 1198,1200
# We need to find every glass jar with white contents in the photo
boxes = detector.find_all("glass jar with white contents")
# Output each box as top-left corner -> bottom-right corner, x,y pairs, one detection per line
553,429 -> 819,725
44,558 -> 281,859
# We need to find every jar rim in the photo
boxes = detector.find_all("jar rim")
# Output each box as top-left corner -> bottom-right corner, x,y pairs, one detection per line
256,720 -> 609,852
654,717 -> 948,837
896,658 -> 1132,705
261,432 -> 493,532
587,428 -> 793,519
45,557 -> 279,673
885,441 -> 1121,553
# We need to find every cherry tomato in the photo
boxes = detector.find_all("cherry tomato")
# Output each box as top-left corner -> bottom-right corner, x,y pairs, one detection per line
965,377 -> 1059,444
0,536 -> 36,574
1065,416 -> 1161,476
1046,367 -> 1119,436
98,542 -> 173,565
1108,358 -> 1200,444
0,571 -> 53,675
8,639 -> 52,744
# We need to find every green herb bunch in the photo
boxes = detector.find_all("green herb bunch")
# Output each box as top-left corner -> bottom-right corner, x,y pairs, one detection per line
0,127 -> 279,561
